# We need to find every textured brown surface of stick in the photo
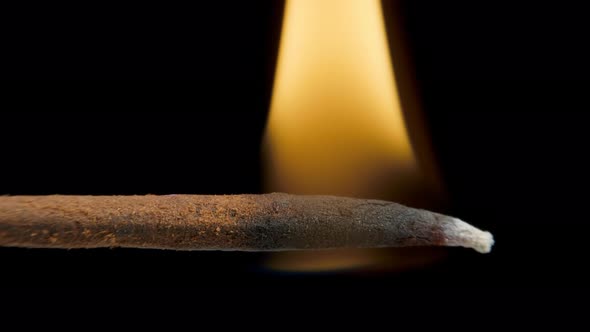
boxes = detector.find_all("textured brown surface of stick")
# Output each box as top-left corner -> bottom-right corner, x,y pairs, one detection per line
0,193 -> 493,252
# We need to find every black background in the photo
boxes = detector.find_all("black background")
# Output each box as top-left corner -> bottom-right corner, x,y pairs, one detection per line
1,0 -> 589,324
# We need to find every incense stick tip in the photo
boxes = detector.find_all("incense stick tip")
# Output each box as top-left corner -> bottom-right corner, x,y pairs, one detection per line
441,217 -> 494,254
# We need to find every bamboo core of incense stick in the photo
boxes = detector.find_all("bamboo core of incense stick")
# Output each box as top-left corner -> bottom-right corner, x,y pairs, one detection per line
0,193 -> 493,253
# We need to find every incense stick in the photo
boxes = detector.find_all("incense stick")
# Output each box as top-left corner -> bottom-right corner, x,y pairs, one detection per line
0,193 -> 493,253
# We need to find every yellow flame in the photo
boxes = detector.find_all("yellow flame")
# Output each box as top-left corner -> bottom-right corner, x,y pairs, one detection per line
265,0 -> 417,198
263,0 -> 441,272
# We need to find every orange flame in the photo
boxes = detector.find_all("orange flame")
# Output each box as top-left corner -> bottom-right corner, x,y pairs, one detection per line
263,0 -> 443,272
265,0 -> 418,198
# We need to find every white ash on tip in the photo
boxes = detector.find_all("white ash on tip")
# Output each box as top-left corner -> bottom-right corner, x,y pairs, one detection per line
441,217 -> 494,253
